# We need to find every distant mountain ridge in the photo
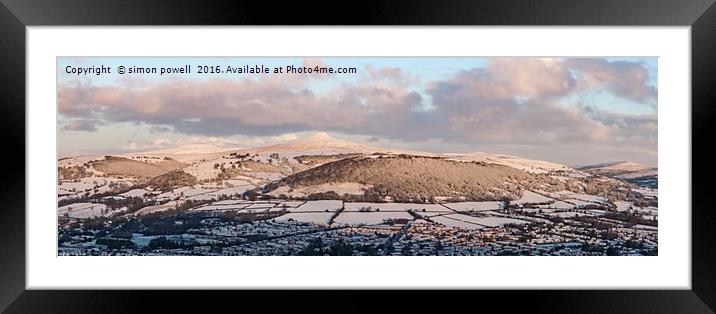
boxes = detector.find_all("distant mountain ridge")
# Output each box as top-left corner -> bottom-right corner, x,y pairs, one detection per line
578,161 -> 657,188
59,132 -> 620,191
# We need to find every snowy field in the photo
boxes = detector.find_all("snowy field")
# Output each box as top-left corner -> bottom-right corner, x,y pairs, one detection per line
564,199 -> 599,207
537,201 -> 575,210
191,203 -> 249,212
276,201 -> 306,208
429,215 -> 483,230
343,202 -> 448,212
614,201 -> 637,212
274,212 -> 334,225
291,200 -> 343,212
332,211 -> 413,225
120,188 -> 154,198
415,211 -> 451,218
444,214 -> 530,227
134,201 -> 179,215
212,200 -> 249,205
547,211 -> 593,218
443,201 -> 503,212
513,191 -> 553,205
563,193 -> 609,204
58,176 -> 134,200
57,202 -> 108,219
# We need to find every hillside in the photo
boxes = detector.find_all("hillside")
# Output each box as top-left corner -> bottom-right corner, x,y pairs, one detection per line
58,155 -> 184,181
264,155 -> 575,202
578,161 -> 657,188
92,156 -> 184,178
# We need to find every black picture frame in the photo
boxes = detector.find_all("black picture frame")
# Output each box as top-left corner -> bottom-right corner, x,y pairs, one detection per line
1,0 -> 714,312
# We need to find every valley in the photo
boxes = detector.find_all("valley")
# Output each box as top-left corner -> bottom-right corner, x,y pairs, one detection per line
57,132 -> 658,256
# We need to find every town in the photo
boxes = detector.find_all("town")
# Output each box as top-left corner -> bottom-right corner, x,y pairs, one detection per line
58,191 -> 658,256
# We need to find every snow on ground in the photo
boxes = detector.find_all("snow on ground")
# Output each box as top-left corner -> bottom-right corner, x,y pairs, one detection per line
134,201 -> 179,215
191,203 -> 249,212
268,182 -> 369,198
187,193 -> 220,201
125,155 -> 169,165
537,201 -> 575,210
345,202 -> 392,211
157,186 -> 217,200
443,201 -> 503,212
212,200 -> 248,205
634,188 -> 658,198
120,188 -> 153,198
292,200 -> 343,212
416,211 -> 450,218
58,177 -> 134,199
342,202 -> 449,212
274,212 -> 335,225
513,191 -> 553,205
564,199 -> 598,207
185,184 -> 253,201
547,212 -> 592,218
182,159 -> 223,181
210,185 -> 255,197
441,214 -> 489,225
444,214 -> 530,227
244,203 -> 276,210
244,171 -> 284,181
332,211 -> 413,225
58,202 -> 108,219
429,215 -> 483,230
230,175 -> 265,186
223,179 -> 254,186
58,179 -> 101,194
58,156 -> 106,176
402,204 -> 452,212
240,207 -> 271,213
268,206 -> 290,213
614,201 -> 637,212
560,192 -> 609,204
445,152 -> 572,174
276,201 -> 306,208
59,155 -> 104,167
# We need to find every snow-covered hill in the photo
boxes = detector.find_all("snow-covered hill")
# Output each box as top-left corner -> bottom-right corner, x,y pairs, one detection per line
578,161 -> 657,188
236,132 -> 383,155
59,132 -> 589,182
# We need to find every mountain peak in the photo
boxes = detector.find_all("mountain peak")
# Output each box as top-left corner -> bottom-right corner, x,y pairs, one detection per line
301,131 -> 336,142
238,131 -> 383,154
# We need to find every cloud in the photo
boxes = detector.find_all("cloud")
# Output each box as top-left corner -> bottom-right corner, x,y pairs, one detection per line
486,58 -> 575,98
121,133 -> 304,152
566,58 -> 657,105
123,138 -> 172,151
58,58 -> 657,156
580,105 -> 657,146
61,119 -> 100,131
58,71 -> 422,137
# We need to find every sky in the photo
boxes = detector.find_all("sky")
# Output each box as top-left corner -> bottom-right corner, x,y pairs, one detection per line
57,57 -> 658,167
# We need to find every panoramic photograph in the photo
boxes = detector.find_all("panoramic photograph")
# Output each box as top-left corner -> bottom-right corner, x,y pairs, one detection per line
57,57 -> 658,256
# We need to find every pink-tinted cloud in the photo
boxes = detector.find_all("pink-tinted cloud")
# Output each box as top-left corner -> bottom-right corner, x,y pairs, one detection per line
58,58 -> 656,154
61,119 -> 100,131
566,58 -> 657,105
